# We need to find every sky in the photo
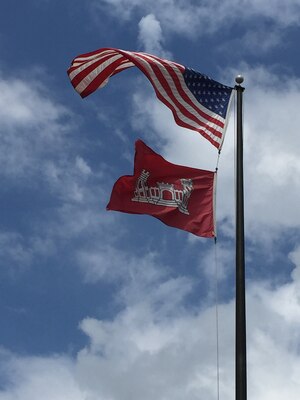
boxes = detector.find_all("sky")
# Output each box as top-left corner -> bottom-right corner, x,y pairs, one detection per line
1,0 -> 300,399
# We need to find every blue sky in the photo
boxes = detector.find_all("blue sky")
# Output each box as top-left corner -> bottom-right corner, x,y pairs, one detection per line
1,1 -> 300,399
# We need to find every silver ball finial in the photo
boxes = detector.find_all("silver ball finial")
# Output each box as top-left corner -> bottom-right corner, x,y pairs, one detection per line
235,75 -> 244,85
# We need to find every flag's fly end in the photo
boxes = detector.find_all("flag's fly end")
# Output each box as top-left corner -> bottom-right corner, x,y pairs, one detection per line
107,140 -> 216,238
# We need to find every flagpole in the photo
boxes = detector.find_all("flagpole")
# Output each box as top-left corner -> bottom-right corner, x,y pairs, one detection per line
235,75 -> 247,400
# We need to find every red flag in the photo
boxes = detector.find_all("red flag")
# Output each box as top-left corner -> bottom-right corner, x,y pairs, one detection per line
107,140 -> 216,238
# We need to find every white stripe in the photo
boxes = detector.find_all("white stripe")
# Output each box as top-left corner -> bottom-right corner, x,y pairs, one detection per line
115,61 -> 135,71
69,52 -> 122,82
139,53 -> 224,135
135,50 -> 226,125
73,49 -> 116,64
69,52 -> 116,80
129,53 -> 223,143
74,54 -> 124,94
134,51 -> 184,70
132,53 -> 223,142
70,50 -> 116,70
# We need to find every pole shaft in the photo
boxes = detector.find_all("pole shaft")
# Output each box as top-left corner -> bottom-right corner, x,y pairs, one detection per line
235,83 -> 247,400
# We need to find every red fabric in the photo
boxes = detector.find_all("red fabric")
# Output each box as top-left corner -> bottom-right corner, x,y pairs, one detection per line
107,140 -> 216,238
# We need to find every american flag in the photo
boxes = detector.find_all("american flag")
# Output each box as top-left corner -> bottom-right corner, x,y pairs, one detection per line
67,48 -> 233,149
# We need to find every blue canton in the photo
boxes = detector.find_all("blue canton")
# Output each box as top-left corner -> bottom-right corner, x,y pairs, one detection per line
183,68 -> 232,119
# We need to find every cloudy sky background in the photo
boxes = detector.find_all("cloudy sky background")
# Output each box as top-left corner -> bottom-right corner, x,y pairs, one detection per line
1,1 -> 300,399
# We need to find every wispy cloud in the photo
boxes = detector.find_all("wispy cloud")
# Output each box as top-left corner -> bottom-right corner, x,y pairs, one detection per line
138,14 -> 172,58
0,72 -> 72,178
91,0 -> 300,51
0,67 -> 119,277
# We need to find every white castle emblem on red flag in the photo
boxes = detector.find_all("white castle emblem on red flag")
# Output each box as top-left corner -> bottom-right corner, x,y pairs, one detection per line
132,170 -> 193,215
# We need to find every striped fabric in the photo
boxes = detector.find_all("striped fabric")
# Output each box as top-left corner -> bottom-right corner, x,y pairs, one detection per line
67,48 -> 233,149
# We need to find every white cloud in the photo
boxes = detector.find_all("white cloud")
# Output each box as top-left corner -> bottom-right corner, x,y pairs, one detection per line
76,245 -> 193,313
289,246 -> 300,282
240,66 -> 300,236
0,68 -> 119,275
76,157 -> 92,176
246,265 -> 300,399
76,308 -> 233,400
220,26 -> 283,54
138,14 -> 171,58
2,246 -> 300,399
0,232 -> 33,271
92,0 -> 300,48
247,0 -> 300,26
0,72 -> 71,178
0,351 -> 84,400
0,76 -> 65,127
199,243 -> 235,285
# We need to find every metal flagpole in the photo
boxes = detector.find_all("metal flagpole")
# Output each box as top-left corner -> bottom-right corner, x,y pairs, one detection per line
235,75 -> 247,400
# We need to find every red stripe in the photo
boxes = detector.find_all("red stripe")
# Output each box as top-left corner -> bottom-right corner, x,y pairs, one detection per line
70,47 -> 117,64
110,61 -> 135,77
67,48 -> 226,148
67,49 -> 117,77
124,54 -> 222,140
133,54 -> 223,138
69,51 -> 134,97
68,52 -> 115,89
71,55 -> 120,92
80,57 -> 126,98
153,58 -> 224,129
135,51 -> 185,72
118,51 -> 224,134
